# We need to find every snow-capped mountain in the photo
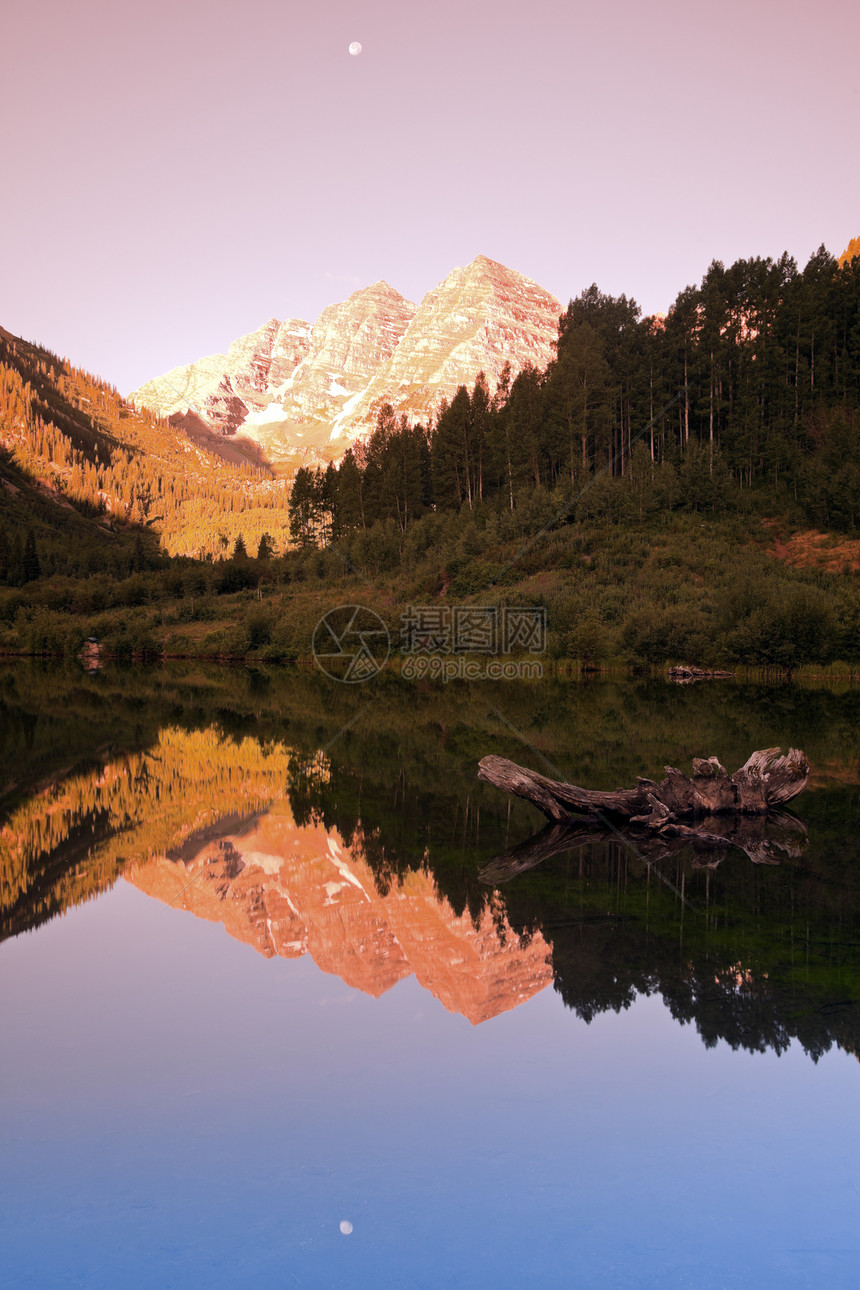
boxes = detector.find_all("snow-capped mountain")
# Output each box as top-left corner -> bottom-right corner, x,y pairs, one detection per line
131,256 -> 561,472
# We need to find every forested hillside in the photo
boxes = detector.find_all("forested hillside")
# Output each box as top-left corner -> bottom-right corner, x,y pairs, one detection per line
289,246 -> 860,543
0,327 -> 292,567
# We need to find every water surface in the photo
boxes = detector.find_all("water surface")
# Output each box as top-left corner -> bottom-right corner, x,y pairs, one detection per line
2,663 -> 859,1287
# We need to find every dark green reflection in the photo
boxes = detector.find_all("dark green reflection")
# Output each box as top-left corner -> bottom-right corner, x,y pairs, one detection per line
2,660 -> 859,1060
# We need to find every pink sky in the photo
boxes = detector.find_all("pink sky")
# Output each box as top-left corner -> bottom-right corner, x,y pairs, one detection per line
2,0 -> 858,394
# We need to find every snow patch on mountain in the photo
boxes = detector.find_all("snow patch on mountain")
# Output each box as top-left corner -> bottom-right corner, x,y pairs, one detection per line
241,402 -> 288,427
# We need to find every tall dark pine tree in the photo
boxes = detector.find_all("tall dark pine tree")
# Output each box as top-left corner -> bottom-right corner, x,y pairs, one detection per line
546,321 -> 611,479
22,529 -> 41,582
288,467 -> 319,547
470,372 -> 491,502
431,387 -> 475,509
333,448 -> 366,534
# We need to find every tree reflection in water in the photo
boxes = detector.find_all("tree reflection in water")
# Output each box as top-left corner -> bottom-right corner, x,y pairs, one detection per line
2,661 -> 859,1062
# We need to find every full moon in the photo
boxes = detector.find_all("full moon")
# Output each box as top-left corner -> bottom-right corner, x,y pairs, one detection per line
348,42 -> 362,56
340,1220 -> 354,1235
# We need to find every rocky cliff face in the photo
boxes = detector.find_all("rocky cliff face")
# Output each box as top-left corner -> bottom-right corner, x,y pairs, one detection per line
238,281 -> 416,469
331,255 -> 561,447
126,805 -> 552,1024
130,256 -> 560,473
131,316 -> 313,437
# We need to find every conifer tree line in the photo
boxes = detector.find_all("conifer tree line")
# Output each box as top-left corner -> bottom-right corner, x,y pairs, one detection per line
290,247 -> 860,545
3,242 -> 859,584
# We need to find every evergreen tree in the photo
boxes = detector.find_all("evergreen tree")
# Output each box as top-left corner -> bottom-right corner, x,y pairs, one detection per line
334,449 -> 366,534
546,322 -> 611,479
431,386 -> 475,508
133,533 -> 147,573
22,529 -> 41,582
288,467 -> 319,547
470,372 -> 491,502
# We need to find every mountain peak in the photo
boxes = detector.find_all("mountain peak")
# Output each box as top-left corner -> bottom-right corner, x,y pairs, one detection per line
132,257 -> 560,472
468,253 -> 505,271
362,278 -> 407,297
327,256 -> 560,448
459,253 -> 540,283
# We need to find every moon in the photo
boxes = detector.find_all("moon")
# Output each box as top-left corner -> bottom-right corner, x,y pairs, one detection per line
340,1220 -> 354,1235
348,42 -> 362,56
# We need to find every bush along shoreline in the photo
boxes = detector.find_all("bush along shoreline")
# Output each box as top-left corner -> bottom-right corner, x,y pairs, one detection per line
1,512 -> 858,675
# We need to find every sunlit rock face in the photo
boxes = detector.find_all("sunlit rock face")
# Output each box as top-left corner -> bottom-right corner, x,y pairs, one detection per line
839,234 -> 860,267
269,318 -> 320,388
130,257 -> 560,473
126,806 -> 552,1024
130,316 -> 312,437
240,281 -> 417,469
331,255 -> 561,446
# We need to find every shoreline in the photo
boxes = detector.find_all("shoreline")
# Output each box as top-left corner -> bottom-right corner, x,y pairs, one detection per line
2,648 -> 860,685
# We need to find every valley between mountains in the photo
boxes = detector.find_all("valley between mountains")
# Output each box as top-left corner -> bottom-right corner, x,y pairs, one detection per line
2,237 -> 859,675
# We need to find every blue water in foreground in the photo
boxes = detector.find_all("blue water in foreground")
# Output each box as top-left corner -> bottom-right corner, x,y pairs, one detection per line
2,877 -> 858,1289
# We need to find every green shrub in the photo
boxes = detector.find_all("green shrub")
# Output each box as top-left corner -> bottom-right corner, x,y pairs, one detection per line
726,583 -> 836,668
244,607 -> 273,649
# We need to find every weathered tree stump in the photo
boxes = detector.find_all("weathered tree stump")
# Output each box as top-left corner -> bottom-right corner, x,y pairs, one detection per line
477,748 -> 810,828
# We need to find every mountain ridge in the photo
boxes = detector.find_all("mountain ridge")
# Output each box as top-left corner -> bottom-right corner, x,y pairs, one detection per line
131,255 -> 561,474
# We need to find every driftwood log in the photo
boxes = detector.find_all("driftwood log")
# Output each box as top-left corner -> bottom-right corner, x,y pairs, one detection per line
666,665 -> 734,684
477,748 -> 810,828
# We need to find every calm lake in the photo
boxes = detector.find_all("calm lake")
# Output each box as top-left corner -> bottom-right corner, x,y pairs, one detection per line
2,663 -> 859,1288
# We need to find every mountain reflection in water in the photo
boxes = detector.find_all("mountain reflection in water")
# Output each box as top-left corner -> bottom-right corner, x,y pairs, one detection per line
2,665 -> 860,1063
5,666 -> 860,1290
128,802 -> 553,1024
